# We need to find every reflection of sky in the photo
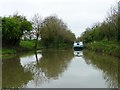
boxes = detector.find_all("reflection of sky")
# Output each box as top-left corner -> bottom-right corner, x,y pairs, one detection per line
18,51 -> 117,88
22,54 -> 107,88
37,57 -> 106,88
60,58 -> 106,88
20,54 -> 42,67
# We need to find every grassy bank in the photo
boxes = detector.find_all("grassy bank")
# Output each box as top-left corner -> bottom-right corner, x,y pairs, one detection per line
20,40 -> 35,50
2,40 -> 35,58
85,41 -> 120,58
38,40 -> 73,50
2,40 -> 73,59
3,40 -> 35,53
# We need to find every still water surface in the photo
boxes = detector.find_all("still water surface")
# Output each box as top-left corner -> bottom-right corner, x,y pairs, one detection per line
2,50 -> 119,88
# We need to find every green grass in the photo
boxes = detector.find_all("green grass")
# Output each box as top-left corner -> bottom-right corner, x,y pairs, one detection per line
85,41 -> 120,58
2,40 -> 35,55
2,48 -> 16,54
1,48 -> 16,59
20,40 -> 35,50
2,40 -> 35,58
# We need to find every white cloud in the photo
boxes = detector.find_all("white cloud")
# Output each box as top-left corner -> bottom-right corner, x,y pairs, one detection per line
0,0 -> 117,37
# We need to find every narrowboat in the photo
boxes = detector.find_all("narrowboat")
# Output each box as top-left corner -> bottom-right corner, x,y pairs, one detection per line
73,42 -> 83,51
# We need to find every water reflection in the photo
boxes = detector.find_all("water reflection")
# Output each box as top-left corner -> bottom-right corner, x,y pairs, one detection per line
74,50 -> 83,57
20,53 -> 42,67
83,50 -> 119,88
2,50 -> 74,88
38,50 -> 74,78
0,56 -> 1,89
2,50 -> 119,88
2,57 -> 33,88
22,50 -> 74,87
118,60 -> 120,88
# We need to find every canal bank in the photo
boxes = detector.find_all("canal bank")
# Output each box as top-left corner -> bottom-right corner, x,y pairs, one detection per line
2,40 -> 120,59
2,40 -> 36,59
2,40 -> 74,59
84,41 -> 120,58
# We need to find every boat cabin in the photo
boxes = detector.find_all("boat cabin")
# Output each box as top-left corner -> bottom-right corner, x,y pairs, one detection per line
73,42 -> 83,50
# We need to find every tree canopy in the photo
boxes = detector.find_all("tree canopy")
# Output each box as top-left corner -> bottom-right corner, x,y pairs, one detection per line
2,14 -> 32,46
78,5 -> 119,43
40,15 -> 76,49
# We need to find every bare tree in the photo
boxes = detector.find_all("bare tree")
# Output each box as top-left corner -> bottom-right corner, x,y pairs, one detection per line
32,14 -> 43,50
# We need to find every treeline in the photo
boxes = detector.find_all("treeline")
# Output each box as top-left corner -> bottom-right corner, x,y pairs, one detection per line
77,3 -> 120,58
40,16 -> 76,49
78,5 -> 120,43
2,14 -> 32,46
2,14 -> 76,49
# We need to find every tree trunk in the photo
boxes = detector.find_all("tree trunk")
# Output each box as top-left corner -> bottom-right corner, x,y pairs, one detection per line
35,51 -> 39,63
35,33 -> 39,50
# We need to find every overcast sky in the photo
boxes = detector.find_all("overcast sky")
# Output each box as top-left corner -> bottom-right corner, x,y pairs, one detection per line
0,0 -> 118,37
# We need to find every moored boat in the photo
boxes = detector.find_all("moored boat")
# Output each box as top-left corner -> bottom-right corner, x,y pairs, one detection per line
73,42 -> 83,51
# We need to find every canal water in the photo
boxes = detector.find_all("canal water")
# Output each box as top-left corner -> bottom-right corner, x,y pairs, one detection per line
2,50 -> 119,88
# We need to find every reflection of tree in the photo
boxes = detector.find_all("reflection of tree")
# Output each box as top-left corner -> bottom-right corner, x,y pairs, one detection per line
24,50 -> 74,87
2,57 -> 32,88
35,52 -> 38,63
38,50 -> 74,79
118,60 -> 120,88
0,58 -> 2,88
23,62 -> 49,87
83,50 -> 119,88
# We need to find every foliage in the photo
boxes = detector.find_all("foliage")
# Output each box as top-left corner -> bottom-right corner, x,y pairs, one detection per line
2,14 -> 32,46
85,41 -> 120,58
78,4 -> 120,57
40,15 -> 76,49
79,5 -> 119,43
